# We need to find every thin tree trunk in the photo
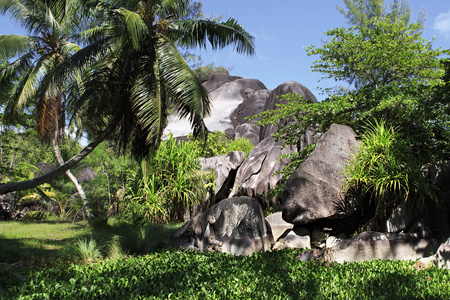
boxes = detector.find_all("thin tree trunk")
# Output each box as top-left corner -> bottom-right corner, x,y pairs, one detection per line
51,135 -> 87,202
0,120 -> 118,195
51,135 -> 90,218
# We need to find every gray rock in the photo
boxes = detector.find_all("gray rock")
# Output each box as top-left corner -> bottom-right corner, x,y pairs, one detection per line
282,124 -> 360,224
202,73 -> 240,92
328,237 -> 440,263
265,211 -> 294,242
437,238 -> 450,268
164,78 -> 267,137
229,136 -> 297,207
76,166 -> 97,183
34,162 -> 56,177
170,196 -> 274,256
260,81 -> 318,141
229,89 -> 271,144
300,232 -> 441,263
199,151 -> 245,201
273,226 -> 311,250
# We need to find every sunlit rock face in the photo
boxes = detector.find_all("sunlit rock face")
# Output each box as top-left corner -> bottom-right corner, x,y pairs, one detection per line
282,124 -> 360,225
163,75 -> 267,138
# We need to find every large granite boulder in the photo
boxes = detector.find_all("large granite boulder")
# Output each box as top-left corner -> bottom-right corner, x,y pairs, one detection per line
164,78 -> 266,137
229,136 -> 296,207
202,73 -> 241,92
229,89 -> 271,144
76,166 -> 97,183
230,128 -> 317,207
34,162 -> 56,177
171,196 -> 274,256
260,81 -> 318,141
282,124 -> 360,224
199,151 -> 245,201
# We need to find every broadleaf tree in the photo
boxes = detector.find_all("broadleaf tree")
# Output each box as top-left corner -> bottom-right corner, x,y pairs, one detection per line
255,18 -> 449,191
336,0 -> 425,27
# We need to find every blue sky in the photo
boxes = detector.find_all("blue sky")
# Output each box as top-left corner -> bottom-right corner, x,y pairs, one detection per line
198,0 -> 450,101
1,0 -> 449,101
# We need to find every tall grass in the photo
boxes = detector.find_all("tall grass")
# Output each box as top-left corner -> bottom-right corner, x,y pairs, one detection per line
126,134 -> 215,223
76,239 -> 102,263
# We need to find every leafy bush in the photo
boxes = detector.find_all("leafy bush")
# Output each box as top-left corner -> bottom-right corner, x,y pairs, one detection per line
4,249 -> 450,299
342,120 -> 439,231
189,130 -> 254,158
193,63 -> 230,82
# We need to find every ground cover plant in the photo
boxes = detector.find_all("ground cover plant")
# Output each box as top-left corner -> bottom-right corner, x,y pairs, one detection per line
2,246 -> 450,299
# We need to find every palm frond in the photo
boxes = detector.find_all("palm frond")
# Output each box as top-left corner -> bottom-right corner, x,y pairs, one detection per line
116,7 -> 148,50
172,18 -> 255,56
0,0 -> 30,26
159,0 -> 189,20
154,35 -> 209,137
0,34 -> 34,59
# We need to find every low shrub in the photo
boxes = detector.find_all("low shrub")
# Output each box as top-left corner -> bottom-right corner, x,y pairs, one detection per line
3,249 -> 450,299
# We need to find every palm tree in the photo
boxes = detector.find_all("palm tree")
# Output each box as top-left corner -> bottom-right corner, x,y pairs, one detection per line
0,0 -> 89,201
0,0 -> 255,194
72,0 -> 255,158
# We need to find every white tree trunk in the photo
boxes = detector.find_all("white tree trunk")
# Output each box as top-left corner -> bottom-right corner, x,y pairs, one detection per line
51,136 -> 87,202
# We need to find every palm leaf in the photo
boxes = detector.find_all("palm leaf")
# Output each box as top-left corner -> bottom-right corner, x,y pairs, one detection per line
172,18 -> 255,56
0,34 -> 34,59
115,7 -> 148,50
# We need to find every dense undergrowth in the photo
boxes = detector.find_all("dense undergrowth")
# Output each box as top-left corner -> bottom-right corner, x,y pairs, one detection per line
1,220 -> 450,299
2,248 -> 450,299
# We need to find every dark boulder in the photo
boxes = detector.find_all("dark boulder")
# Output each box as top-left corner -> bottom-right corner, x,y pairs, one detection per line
34,162 -> 56,177
260,81 -> 318,141
171,196 -> 274,255
199,151 -> 245,201
76,166 -> 97,183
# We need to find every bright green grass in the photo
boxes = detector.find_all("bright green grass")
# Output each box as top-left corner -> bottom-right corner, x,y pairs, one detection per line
0,218 -> 181,268
0,220 -> 91,267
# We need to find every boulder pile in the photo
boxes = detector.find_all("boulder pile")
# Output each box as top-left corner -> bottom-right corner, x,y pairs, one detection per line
169,73 -> 450,266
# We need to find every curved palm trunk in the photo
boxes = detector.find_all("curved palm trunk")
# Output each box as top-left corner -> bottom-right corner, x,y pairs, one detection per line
0,120 -> 118,195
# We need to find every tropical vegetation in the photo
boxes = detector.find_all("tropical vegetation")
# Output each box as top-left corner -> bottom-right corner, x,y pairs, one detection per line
255,13 -> 449,229
0,0 -> 255,195
1,0 -> 450,298
1,224 -> 450,299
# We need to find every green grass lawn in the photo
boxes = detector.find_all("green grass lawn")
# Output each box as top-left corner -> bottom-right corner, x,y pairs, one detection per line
0,218 -> 180,268
0,220 -> 92,267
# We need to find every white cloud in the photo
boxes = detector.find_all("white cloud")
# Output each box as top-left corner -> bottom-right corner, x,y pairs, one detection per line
433,9 -> 450,38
